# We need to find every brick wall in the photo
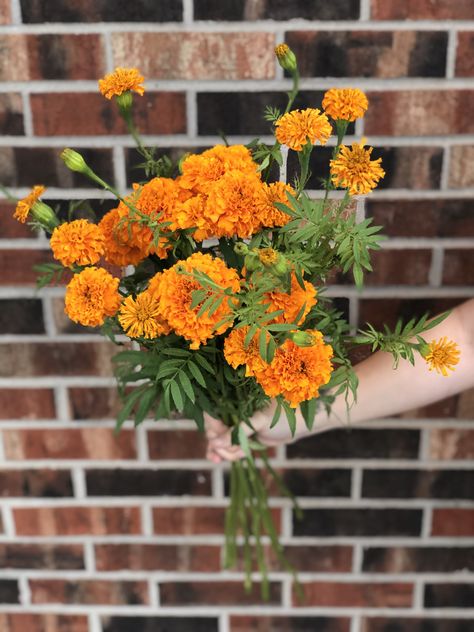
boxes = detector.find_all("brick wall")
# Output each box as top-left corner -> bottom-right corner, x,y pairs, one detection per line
1,1 -> 474,631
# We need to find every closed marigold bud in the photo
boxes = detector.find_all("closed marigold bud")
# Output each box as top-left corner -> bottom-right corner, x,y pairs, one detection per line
61,148 -> 89,174
275,43 -> 297,73
291,330 -> 317,347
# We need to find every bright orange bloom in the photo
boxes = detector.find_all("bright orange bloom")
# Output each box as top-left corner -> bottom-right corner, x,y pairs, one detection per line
118,291 -> 170,339
424,337 -> 460,376
13,185 -> 46,223
154,253 -> 240,349
255,331 -> 333,407
50,219 -> 105,267
265,273 -> 317,325
258,181 -> 295,228
330,139 -> 385,195
205,170 -> 266,238
65,267 -> 120,328
322,88 -> 369,122
98,67 -> 145,99
99,207 -> 146,267
275,108 -> 332,151
224,326 -> 268,377
175,195 -> 214,242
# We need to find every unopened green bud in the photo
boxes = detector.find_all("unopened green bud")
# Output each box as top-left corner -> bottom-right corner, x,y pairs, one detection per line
275,43 -> 297,73
291,331 -> 316,347
61,149 -> 89,174
116,90 -> 133,113
31,201 -> 59,231
234,242 -> 249,256
272,254 -> 289,276
244,252 -> 259,272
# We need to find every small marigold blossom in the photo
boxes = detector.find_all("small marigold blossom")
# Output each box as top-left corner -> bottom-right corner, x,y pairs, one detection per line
13,185 -> 46,223
65,267 -> 121,328
50,219 -> 105,267
258,182 -> 295,228
224,326 -> 268,377
275,108 -> 332,151
98,67 -> 145,99
118,292 -> 170,339
424,337 -> 460,376
265,273 -> 317,325
99,207 -> 146,267
322,88 -> 369,122
330,139 -> 385,196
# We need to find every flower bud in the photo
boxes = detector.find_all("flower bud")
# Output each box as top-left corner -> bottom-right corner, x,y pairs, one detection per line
116,90 -> 133,113
61,149 -> 89,174
258,247 -> 278,266
274,43 -> 297,73
272,254 -> 289,276
234,242 -> 249,256
291,330 -> 316,347
244,252 -> 259,272
31,201 -> 60,231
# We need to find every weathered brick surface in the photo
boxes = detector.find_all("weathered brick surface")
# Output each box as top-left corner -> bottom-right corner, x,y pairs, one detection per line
86,468 -> 211,496
102,617 -> 218,632
431,509 -> 474,536
30,579 -> 149,605
194,0 -> 360,20
0,94 -> 24,135
0,614 -> 89,632
95,544 -> 221,571
429,429 -> 474,460
160,580 -> 282,605
0,299 -> 45,334
456,32 -> 474,77
371,0 -> 474,20
147,429 -> 207,459
0,389 -> 56,420
449,145 -> 474,188
295,581 -> 413,608
442,250 -> 474,285
363,547 -> 474,573
0,470 -> 73,497
361,619 -> 473,632
230,616 -> 351,632
20,0 -> 183,22
0,544 -> 85,569
0,0 -> 11,23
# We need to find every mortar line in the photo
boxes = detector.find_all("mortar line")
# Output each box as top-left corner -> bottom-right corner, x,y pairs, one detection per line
422,505 -> 433,540
440,145 -> 451,190
446,29 -> 458,79
21,91 -> 34,137
351,614 -> 361,632
413,580 -> 425,609
148,578 -> 160,608
1,505 -> 15,537
84,541 -> 96,573
182,0 -> 193,25
89,613 -> 102,632
53,385 -> 71,421
140,503 -> 154,537
359,0 -> 371,20
428,247 -> 444,287
72,468 -> 87,499
219,612 -> 230,632
18,576 -> 31,607
186,90 -> 198,138
112,145 -> 127,191
9,0 -> 22,24
41,296 -> 58,336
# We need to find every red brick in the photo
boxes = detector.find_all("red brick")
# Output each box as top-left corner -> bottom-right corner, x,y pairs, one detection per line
371,0 -> 474,20
0,469 -> 72,498
68,387 -> 122,419
0,388 -> 55,419
429,429 -> 474,460
0,614 -> 88,632
0,341 -> 117,377
0,34 -> 104,81
95,544 -> 221,572
0,0 -> 11,24
443,250 -> 474,285
0,94 -> 24,135
0,543 -> 84,569
30,579 -> 148,605
0,202 -> 37,238
153,506 -> 225,534
363,250 -> 432,286
449,145 -> 474,188
230,616 -> 351,632
148,429 -> 207,460
160,580 -> 281,606
295,582 -> 413,608
3,428 -> 136,460
456,32 -> 474,77
277,546 -> 353,573
14,506 -> 141,536
0,250 -> 57,286
112,32 -> 275,80
432,508 -> 474,536
31,92 -> 186,136
365,90 -> 474,136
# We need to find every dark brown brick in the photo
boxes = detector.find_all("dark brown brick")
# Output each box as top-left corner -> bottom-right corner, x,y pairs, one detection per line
449,146 -> 474,188
3,428 -> 135,460
0,299 -> 45,334
371,0 -> 474,20
68,387 -> 122,419
20,0 -> 183,22
31,92 -> 186,136
296,581 -> 413,608
288,428 -> 420,460
0,581 -> 19,604
429,429 -> 474,460
363,546 -> 474,573
230,616 -> 350,632
280,545 -> 353,573
0,201 -> 36,238
295,508 -> 422,537
364,250 -> 432,286
0,470 -> 73,497
0,614 -> 89,632
365,90 -> 474,136
0,388 -> 56,419
160,580 -> 281,606
281,469 -> 351,497
287,31 -> 447,78
0,543 -> 84,569
112,32 -> 275,80
361,618 -> 472,632
425,583 -> 474,608
86,468 -> 211,496
194,0 -> 359,20
400,386 -> 474,420
14,506 -> 141,536
148,429 -> 207,459
432,509 -> 474,536
362,469 -> 474,499
0,34 -> 105,81
358,298 -> 460,331
102,617 -> 218,632
456,32 -> 474,77
95,544 -> 220,572
443,250 -> 474,285
0,250 -> 56,286
30,579 -> 148,605
0,94 -> 24,135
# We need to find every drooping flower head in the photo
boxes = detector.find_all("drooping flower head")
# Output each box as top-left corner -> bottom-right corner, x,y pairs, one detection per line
255,331 -> 333,407
50,219 -> 105,267
13,185 -> 46,223
265,273 -> 317,325
98,67 -> 145,99
323,88 -> 369,122
258,181 -> 295,228
118,291 -> 170,340
224,326 -> 268,377
65,267 -> 121,328
99,207 -> 147,267
330,139 -> 385,196
153,253 -> 241,349
423,337 -> 460,376
275,108 -> 332,151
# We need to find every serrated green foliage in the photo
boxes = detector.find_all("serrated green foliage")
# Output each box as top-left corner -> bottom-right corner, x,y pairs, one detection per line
33,263 -> 69,289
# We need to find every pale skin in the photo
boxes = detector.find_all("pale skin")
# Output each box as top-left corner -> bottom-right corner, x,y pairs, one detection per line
205,299 -> 474,463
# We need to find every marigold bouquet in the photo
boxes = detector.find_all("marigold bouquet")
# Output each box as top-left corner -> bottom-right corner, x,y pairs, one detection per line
9,46 -> 459,597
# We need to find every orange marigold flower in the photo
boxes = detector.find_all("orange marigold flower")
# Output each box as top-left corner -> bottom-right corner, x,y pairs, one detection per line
322,88 -> 369,122
99,207 -> 147,267
330,139 -> 385,196
175,195 -> 214,242
255,331 -> 333,407
265,273 -> 317,325
13,185 -> 46,223
98,67 -> 145,99
154,253 -> 240,349
224,326 -> 268,377
65,267 -> 121,328
275,108 -> 332,151
50,219 -> 105,267
423,337 -> 460,376
179,145 -> 258,194
118,291 -> 170,339
205,170 -> 266,238
258,181 -> 295,228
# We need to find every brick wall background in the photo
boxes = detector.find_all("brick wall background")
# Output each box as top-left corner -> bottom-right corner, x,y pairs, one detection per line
1,1 -> 474,631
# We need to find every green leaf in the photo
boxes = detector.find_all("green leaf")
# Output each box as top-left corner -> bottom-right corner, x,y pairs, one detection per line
300,398 -> 318,431
259,328 -> 268,362
194,353 -> 214,374
160,348 -> 190,358
190,289 -> 207,310
270,399 -> 282,429
188,361 -> 206,387
178,370 -> 195,403
170,380 -> 184,411
282,400 -> 297,436
238,425 -> 252,461
244,324 -> 258,349
134,387 -> 157,426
